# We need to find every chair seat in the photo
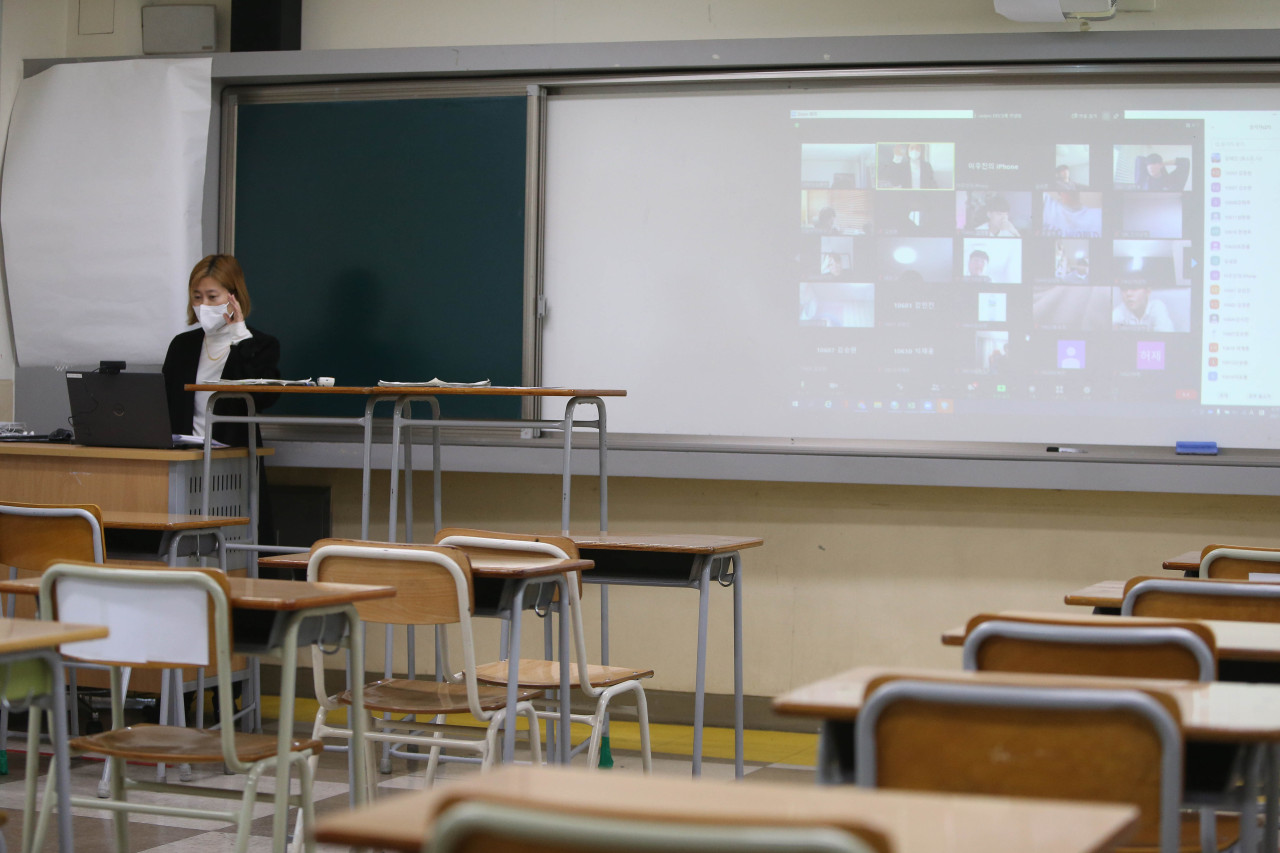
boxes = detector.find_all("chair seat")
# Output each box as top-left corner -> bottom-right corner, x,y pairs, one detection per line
475,659 -> 654,690
69,723 -> 320,764
339,678 -> 544,715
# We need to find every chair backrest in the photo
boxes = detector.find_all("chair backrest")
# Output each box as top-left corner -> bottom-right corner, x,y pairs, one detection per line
962,612 -> 1216,681
427,800 -> 882,853
855,676 -> 1181,853
307,539 -> 494,720
38,559 -> 255,768
435,527 -> 579,562
39,560 -> 228,669
308,538 -> 474,625
1198,544 -> 1280,580
1123,576 -> 1280,622
0,501 -> 104,571
433,528 -> 606,694
435,527 -> 582,596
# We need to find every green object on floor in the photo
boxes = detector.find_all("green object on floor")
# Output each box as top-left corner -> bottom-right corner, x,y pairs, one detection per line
0,748 -> 7,775
598,735 -> 614,768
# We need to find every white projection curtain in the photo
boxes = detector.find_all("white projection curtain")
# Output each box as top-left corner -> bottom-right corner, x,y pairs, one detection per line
1,58 -> 212,367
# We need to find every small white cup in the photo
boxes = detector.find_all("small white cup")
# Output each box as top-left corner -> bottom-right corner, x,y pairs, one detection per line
317,376 -> 335,387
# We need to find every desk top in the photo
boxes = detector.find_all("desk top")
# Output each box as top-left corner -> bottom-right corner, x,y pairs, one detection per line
942,609 -> 1280,662
0,442 -> 266,461
773,665 -> 1280,742
1164,550 -> 1200,572
312,765 -> 1138,853
569,533 -> 765,553
0,575 -> 394,612
0,618 -> 108,653
187,384 -> 625,398
261,548 -> 599,581
102,511 -> 251,531
259,550 -> 592,580
1065,580 -> 1127,608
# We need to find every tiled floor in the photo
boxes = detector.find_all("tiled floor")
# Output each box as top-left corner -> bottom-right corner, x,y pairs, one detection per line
0,705 -> 818,852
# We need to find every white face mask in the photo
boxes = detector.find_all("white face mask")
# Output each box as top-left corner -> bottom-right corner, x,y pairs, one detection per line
908,149 -> 921,161
197,303 -> 230,334
892,155 -> 904,164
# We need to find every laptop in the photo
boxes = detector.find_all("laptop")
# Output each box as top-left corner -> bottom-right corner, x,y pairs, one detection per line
66,371 -> 175,449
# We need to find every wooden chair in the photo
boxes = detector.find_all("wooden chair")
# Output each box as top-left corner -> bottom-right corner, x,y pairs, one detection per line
426,799 -> 880,853
435,528 -> 653,772
29,560 -> 320,853
961,611 -> 1240,852
1122,576 -> 1280,621
304,539 -> 544,795
961,612 -> 1217,681
0,499 -> 247,793
0,501 -> 105,770
855,676 -> 1183,853
1196,545 -> 1280,580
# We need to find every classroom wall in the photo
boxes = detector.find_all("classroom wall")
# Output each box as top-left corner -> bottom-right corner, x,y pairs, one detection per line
297,0 -> 1280,47
5,0 -> 1280,711
270,465 -> 1280,700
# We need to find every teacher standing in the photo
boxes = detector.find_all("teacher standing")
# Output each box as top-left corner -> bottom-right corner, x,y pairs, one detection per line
162,254 -> 280,446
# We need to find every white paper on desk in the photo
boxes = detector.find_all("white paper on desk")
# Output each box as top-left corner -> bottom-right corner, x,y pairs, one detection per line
378,378 -> 492,387
1249,572 -> 1280,583
994,0 -> 1067,22
1,58 -> 213,367
172,434 -> 229,448
56,578 -> 210,666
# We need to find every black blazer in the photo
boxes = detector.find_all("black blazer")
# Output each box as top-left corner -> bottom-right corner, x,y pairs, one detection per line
162,325 -> 281,447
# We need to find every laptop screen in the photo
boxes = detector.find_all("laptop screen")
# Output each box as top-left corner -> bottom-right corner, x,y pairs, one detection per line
66,371 -> 174,449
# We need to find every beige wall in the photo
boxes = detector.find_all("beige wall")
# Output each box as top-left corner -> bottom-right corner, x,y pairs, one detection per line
298,0 -> 1280,47
270,466 -> 1280,698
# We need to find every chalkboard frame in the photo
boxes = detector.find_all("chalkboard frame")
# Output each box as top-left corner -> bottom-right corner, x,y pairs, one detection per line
218,80 -> 543,422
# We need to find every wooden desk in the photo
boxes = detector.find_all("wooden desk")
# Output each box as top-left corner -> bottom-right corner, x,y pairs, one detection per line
187,384 -> 625,540
0,618 -> 109,853
1164,550 -> 1200,573
0,442 -> 263,513
0,443 -> 266,569
102,510 -> 252,573
776,666 -> 1280,744
312,765 -> 1140,853
1065,580 -> 1127,610
941,609 -> 1280,663
568,532 -> 764,778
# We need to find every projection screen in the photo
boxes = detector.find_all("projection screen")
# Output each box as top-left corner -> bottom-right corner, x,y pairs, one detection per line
542,73 -> 1280,451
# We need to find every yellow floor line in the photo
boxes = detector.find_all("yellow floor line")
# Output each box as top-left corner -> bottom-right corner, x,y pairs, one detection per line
263,697 -> 817,766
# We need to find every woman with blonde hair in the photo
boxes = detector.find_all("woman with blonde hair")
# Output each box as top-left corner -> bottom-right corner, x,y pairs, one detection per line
161,253 -> 280,447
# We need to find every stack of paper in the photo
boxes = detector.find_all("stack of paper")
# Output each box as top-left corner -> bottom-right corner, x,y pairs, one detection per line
377,378 -> 492,388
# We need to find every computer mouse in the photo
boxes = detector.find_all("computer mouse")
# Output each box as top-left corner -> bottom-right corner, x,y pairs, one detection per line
47,428 -> 73,442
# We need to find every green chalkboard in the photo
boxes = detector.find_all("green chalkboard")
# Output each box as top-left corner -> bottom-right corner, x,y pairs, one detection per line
231,93 -> 528,419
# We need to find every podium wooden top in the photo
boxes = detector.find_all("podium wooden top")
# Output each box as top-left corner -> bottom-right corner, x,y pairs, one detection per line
0,442 -> 268,461
186,384 -> 625,398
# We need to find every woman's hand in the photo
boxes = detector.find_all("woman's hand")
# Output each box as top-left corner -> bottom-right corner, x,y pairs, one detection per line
226,294 -> 244,324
